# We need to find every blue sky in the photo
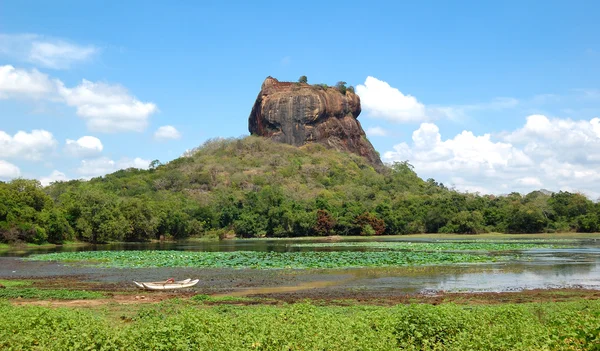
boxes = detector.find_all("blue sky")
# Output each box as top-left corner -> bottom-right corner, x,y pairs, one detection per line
2,1 -> 600,197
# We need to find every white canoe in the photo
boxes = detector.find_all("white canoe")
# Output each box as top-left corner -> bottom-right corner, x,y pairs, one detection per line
133,278 -> 198,290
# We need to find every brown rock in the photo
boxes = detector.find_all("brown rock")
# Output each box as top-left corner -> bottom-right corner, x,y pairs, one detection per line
248,77 -> 383,167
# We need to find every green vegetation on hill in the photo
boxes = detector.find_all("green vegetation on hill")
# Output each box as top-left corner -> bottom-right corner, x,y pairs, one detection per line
2,136 -> 600,244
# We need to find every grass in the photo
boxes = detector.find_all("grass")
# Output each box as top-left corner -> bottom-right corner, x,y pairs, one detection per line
0,288 -> 104,300
27,250 -> 500,269
399,232 -> 600,239
0,299 -> 598,350
191,294 -> 261,303
218,232 -> 600,241
0,279 -> 32,288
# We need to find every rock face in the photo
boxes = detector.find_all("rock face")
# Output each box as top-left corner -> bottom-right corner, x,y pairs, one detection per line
248,77 -> 383,167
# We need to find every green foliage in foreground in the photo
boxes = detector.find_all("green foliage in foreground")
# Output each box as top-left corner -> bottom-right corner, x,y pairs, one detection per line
0,288 -> 104,300
4,137 -> 600,244
289,241 -> 569,251
27,250 -> 496,269
191,294 -> 258,303
0,300 -> 598,350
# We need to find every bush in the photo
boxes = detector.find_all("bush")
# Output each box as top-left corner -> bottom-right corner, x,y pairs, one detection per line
315,209 -> 335,236
298,75 -> 307,84
355,212 -> 385,235
0,227 -> 19,243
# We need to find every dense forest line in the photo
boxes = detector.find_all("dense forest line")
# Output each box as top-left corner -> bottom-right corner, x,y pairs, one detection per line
1,136 -> 599,244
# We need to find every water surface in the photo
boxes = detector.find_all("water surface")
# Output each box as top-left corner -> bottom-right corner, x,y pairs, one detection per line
2,235 -> 599,293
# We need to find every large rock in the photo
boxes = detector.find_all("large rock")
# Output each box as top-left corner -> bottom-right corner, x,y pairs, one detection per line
248,77 -> 383,167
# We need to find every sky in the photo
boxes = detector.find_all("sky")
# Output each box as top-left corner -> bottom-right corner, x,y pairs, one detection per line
1,1 -> 600,197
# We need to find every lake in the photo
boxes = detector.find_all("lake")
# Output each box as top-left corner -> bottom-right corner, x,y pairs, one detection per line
1,234 -> 599,295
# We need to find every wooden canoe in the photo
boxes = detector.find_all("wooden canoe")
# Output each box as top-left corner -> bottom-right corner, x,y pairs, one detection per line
133,278 -> 198,290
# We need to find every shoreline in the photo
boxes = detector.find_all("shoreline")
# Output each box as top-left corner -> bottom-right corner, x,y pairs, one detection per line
2,231 -> 600,251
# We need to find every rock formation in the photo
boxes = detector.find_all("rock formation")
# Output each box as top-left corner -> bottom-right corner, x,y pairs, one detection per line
248,77 -> 383,167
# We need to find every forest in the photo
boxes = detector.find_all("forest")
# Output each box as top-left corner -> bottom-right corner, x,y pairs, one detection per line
1,136 -> 599,244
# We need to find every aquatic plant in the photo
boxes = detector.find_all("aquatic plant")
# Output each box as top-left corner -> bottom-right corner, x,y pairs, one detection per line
26,250 -> 498,269
288,241 -> 571,252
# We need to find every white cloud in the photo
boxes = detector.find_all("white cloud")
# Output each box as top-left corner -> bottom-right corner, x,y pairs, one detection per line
0,129 -> 57,161
355,76 -> 522,124
515,177 -> 543,187
382,116 -> 600,198
505,115 -> 600,163
39,170 -> 69,186
0,33 -> 98,69
356,76 -> 427,122
77,156 -> 150,177
0,65 -> 57,99
154,125 -> 181,140
365,126 -> 388,137
64,136 -> 103,157
58,80 -> 158,132
120,157 -> 150,170
0,160 -> 20,180
384,123 -> 531,174
448,177 -> 493,194
0,65 -> 158,133
77,157 -> 116,177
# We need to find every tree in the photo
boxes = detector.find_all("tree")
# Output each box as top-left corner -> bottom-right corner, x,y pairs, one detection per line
41,209 -> 74,244
298,75 -> 308,84
315,209 -> 335,236
149,159 -> 162,170
441,211 -> 485,234
234,211 -> 267,238
120,198 -> 157,241
336,81 -> 347,95
505,203 -> 548,233
576,213 -> 599,232
64,188 -> 128,243
354,212 -> 385,235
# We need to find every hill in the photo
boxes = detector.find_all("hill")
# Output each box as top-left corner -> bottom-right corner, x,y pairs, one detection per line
1,136 -> 599,244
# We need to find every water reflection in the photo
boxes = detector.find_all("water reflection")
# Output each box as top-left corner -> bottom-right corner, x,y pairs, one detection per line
0,238 -> 387,257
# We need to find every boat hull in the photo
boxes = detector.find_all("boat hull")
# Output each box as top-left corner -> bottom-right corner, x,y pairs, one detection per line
133,279 -> 198,290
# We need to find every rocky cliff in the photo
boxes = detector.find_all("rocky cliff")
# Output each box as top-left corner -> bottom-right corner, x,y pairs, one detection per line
248,77 -> 383,167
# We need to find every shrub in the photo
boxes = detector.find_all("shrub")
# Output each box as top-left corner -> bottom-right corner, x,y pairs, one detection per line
315,209 -> 335,236
355,212 -> 385,235
0,227 -> 19,243
336,81 -> 347,95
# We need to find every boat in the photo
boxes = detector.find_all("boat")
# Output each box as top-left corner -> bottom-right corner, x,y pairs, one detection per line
133,278 -> 199,290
